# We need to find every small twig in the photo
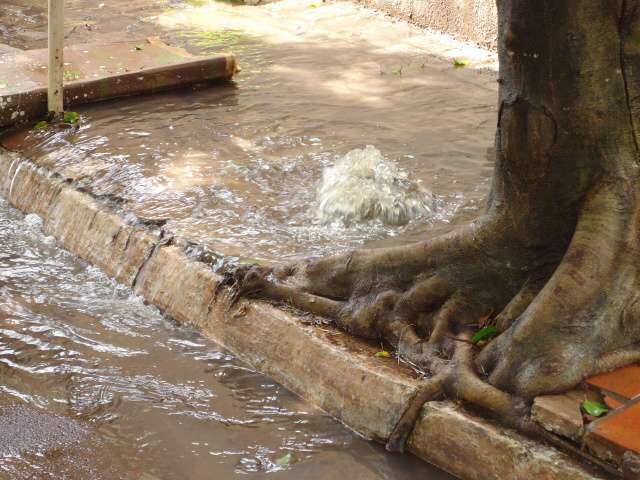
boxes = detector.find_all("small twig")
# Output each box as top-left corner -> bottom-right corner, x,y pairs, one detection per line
444,333 -> 475,345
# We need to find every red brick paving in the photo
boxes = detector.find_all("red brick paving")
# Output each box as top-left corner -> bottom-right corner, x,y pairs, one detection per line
586,365 -> 640,400
587,402 -> 640,458
603,395 -> 625,410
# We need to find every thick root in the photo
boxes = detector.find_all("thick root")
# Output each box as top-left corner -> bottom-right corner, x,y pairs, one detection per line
386,332 -> 529,453
479,181 -> 640,396
229,180 -> 640,450
386,374 -> 445,453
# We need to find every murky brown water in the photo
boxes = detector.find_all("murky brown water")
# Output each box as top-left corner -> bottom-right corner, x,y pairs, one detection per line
0,200 -> 451,479
1,0 -> 497,262
0,1 -> 498,477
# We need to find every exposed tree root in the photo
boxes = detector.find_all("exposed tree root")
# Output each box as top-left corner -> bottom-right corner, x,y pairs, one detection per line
385,331 -> 529,453
227,180 -> 640,453
221,1 -> 640,471
386,374 -> 445,452
227,225 -> 535,450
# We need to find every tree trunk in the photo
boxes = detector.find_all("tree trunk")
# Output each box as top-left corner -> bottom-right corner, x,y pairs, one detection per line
231,0 -> 640,442
492,0 -> 639,247
482,0 -> 640,395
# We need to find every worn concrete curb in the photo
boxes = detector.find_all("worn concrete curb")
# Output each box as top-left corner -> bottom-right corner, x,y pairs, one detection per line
0,149 -> 607,479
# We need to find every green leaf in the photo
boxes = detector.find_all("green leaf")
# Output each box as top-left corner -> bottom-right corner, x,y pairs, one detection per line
375,351 -> 391,358
453,59 -> 469,68
63,111 -> 80,124
275,453 -> 292,466
309,2 -> 320,8
471,326 -> 498,344
135,44 -> 145,51
391,68 -> 402,76
33,120 -> 49,130
582,400 -> 609,417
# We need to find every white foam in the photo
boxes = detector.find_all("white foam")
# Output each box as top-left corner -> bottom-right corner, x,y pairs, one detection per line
24,213 -> 44,231
315,145 -> 433,226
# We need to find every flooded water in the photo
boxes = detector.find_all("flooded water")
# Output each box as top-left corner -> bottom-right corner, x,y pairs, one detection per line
0,199 -> 451,479
0,0 -> 497,261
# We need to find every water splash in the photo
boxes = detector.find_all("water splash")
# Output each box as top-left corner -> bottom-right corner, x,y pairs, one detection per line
4,155 -> 20,195
23,213 -> 43,230
316,145 -> 434,226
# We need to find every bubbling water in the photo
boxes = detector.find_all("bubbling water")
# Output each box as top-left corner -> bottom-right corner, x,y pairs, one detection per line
316,145 -> 434,226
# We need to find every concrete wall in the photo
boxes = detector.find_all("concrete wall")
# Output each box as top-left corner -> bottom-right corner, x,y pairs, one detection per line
355,0 -> 498,49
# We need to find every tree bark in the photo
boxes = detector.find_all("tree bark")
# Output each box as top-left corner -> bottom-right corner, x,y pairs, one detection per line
481,0 -> 640,395
492,0 -> 639,244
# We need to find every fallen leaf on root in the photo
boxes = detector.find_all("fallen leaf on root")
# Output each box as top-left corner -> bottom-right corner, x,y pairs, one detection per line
471,326 -> 498,344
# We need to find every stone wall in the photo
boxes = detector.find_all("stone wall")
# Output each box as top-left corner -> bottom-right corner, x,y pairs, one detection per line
355,0 -> 498,49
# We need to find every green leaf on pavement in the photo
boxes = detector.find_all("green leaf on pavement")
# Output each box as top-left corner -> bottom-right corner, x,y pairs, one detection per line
582,400 -> 609,417
375,351 -> 391,358
33,120 -> 49,130
453,59 -> 469,68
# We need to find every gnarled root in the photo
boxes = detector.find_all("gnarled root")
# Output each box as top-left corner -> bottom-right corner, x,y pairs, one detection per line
386,331 -> 529,453
477,180 -> 640,396
228,180 -> 640,451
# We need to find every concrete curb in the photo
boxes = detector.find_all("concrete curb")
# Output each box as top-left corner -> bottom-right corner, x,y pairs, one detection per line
0,149 -> 608,479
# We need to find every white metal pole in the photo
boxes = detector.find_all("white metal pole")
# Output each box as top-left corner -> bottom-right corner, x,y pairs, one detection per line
48,0 -> 64,117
